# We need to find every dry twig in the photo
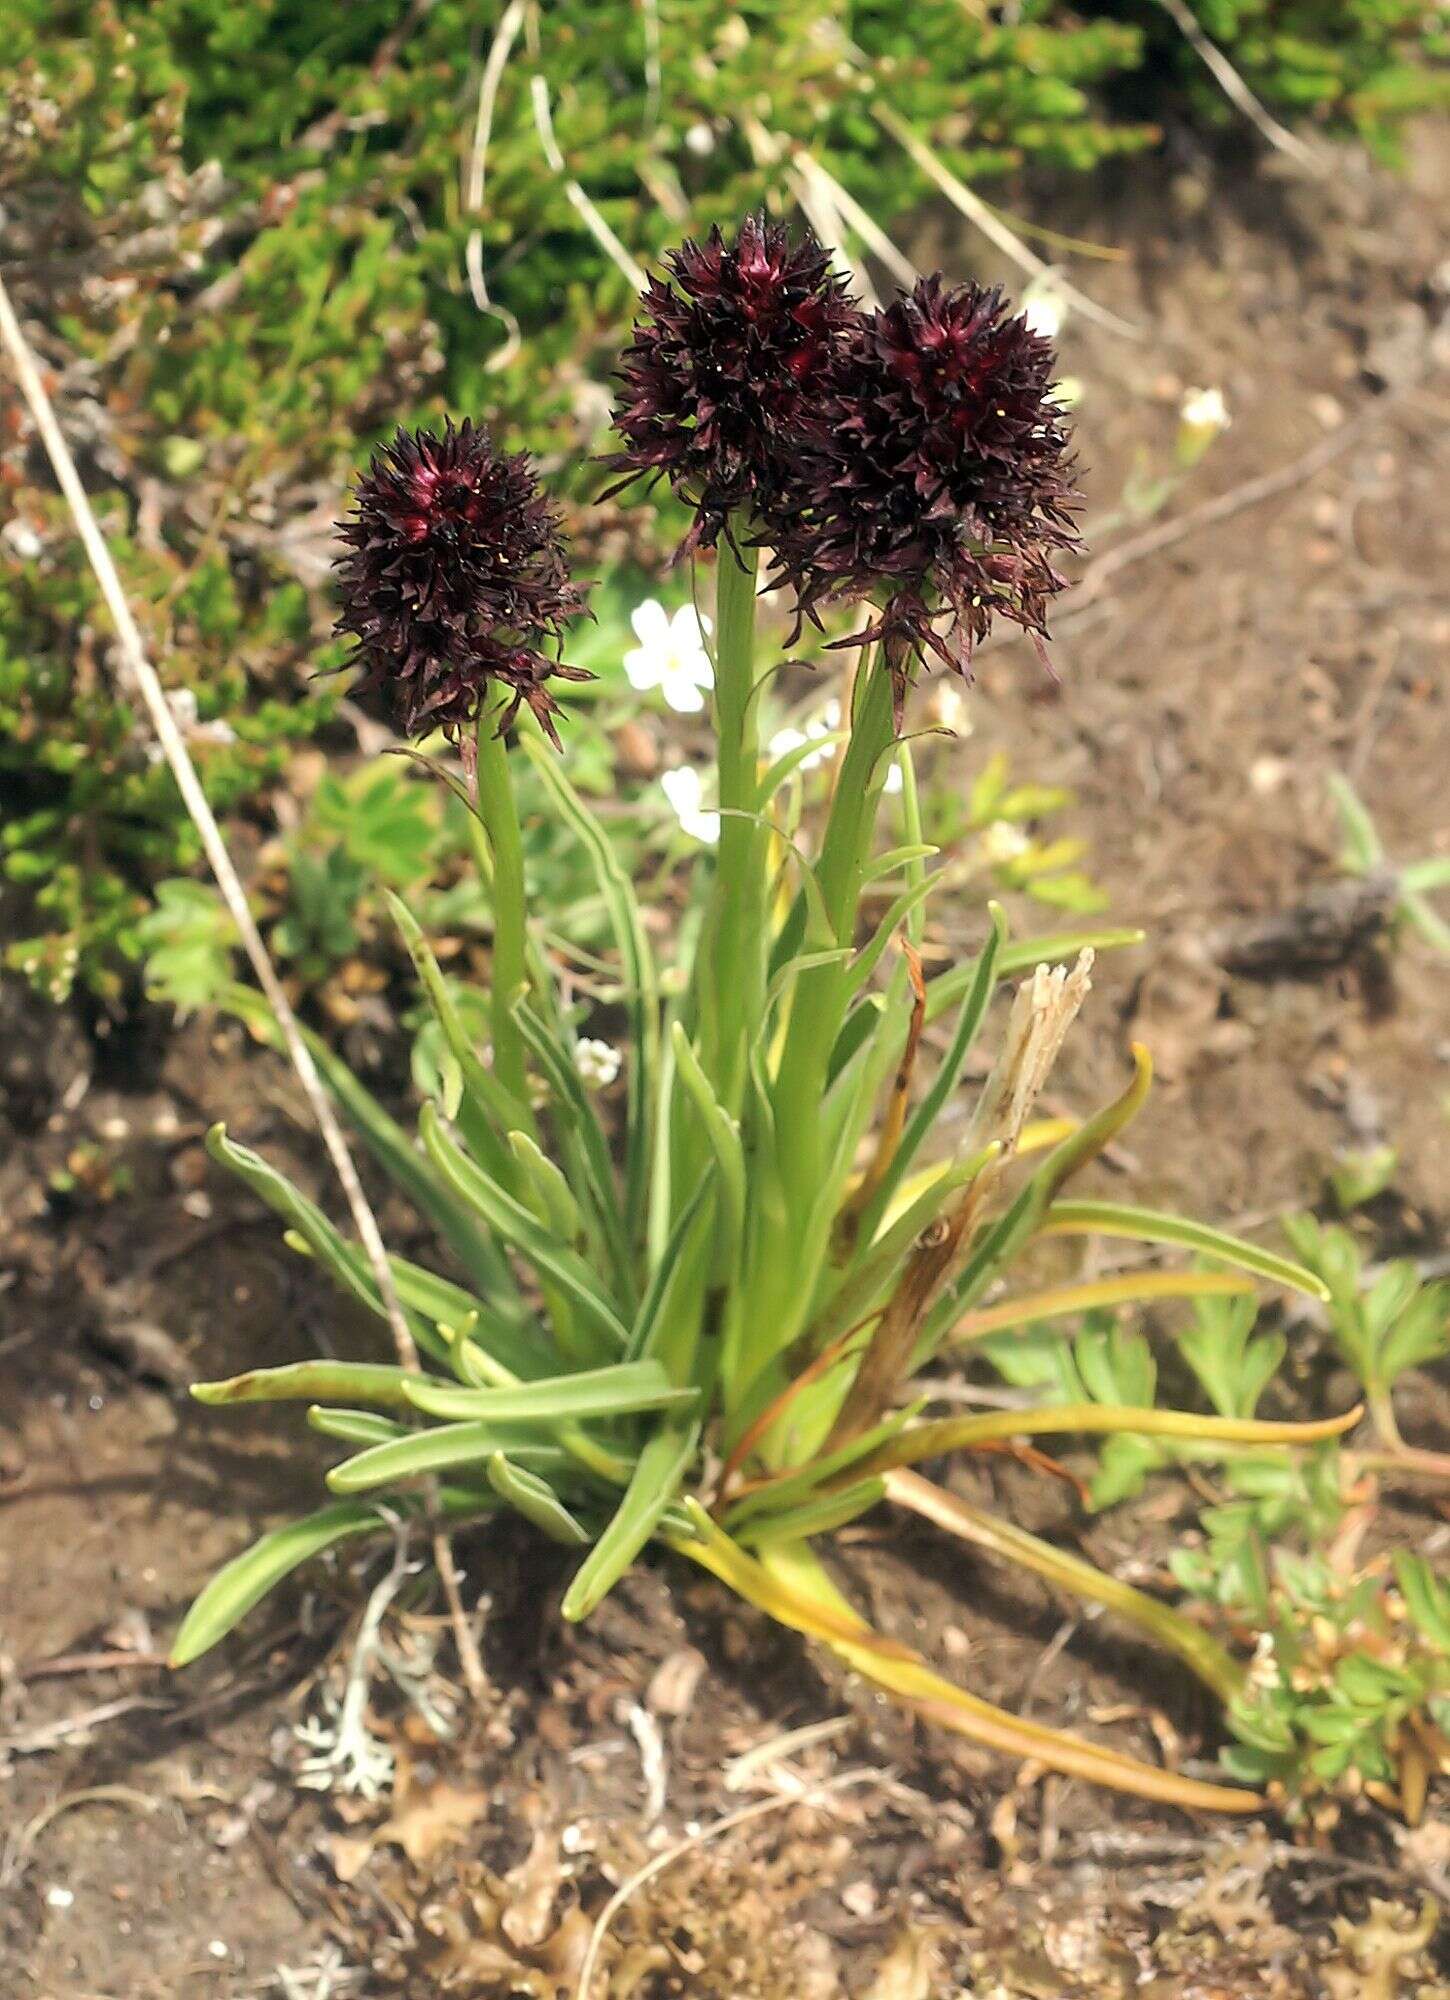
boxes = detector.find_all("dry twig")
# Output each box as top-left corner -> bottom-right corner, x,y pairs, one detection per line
463,0 -> 526,367
574,1770 -> 880,2000
1152,0 -> 1326,174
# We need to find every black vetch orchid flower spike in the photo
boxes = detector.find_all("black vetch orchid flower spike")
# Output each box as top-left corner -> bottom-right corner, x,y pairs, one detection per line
333,418 -> 590,753
607,212 -> 860,554
177,219 -> 1364,1824
770,276 -> 1081,724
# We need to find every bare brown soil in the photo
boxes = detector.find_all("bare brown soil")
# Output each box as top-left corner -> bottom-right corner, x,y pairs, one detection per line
2,126 -> 1448,1999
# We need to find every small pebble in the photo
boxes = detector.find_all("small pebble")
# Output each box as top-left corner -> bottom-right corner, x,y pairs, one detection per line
841,1880 -> 877,1917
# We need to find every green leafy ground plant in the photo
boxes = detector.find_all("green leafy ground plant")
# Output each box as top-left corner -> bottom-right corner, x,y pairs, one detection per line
969,1222 -> 1450,1818
1331,773 -> 1450,961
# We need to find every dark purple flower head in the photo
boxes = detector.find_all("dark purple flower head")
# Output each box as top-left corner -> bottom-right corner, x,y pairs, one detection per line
334,419 -> 589,749
772,277 -> 1079,721
608,214 -> 859,552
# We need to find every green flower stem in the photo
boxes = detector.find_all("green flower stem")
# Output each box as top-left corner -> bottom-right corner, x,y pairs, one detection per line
474,692 -> 532,1113
706,528 -> 763,1109
772,648 -> 896,1212
730,649 -> 897,1409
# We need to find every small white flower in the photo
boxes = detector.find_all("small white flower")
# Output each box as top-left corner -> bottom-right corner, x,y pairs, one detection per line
769,724 -> 810,761
1180,385 -> 1231,434
168,686 -> 199,729
981,819 -> 1030,866
1021,275 -> 1069,343
661,764 -> 719,844
882,759 -> 903,797
930,682 -> 972,735
1247,1630 -> 1281,1692
575,1037 -> 622,1090
2,518 -> 43,561
768,697 -> 840,775
624,599 -> 714,713
684,121 -> 716,157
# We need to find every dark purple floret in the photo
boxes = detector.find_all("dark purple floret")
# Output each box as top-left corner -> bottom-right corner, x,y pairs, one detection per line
770,277 -> 1080,722
608,213 -> 860,552
333,420 -> 589,750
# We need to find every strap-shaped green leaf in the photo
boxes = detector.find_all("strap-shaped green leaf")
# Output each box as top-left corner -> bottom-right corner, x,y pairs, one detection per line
401,1359 -> 697,1425
420,1102 -> 630,1354
212,983 -> 512,1303
172,1502 -> 390,1665
827,993 -> 886,1086
511,998 -> 634,1296
1328,774 -> 1384,872
764,946 -> 854,1018
1043,1201 -> 1330,1299
386,893 -> 528,1187
508,1129 -> 583,1245
755,728 -> 849,802
738,1474 -> 885,1547
722,1407 -> 921,1529
626,1171 -> 716,1365
387,1254 -> 557,1382
487,1454 -> 591,1545
192,1360 -> 421,1408
860,843 -> 939,885
523,738 -> 660,1245
856,906 -> 1006,1241
844,875 -> 940,996
206,1124 -> 448,1366
326,1422 -> 569,1493
306,1407 -> 406,1447
169,1489 -> 494,1666
561,1417 -> 700,1621
670,1023 -> 745,1254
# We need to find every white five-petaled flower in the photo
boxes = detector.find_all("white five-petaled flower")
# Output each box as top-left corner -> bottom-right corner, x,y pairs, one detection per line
768,697 -> 840,774
575,1037 -> 622,1090
1180,385 -> 1231,434
660,765 -> 720,844
767,699 -> 905,794
623,599 -> 714,713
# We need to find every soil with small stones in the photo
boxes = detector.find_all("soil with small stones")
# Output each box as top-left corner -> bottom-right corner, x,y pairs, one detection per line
3,126 -> 1449,2000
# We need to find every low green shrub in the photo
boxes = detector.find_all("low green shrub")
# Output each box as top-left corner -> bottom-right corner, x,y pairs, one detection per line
976,1217 -> 1450,1817
1135,2 -> 1450,158
6,2 -> 1443,999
